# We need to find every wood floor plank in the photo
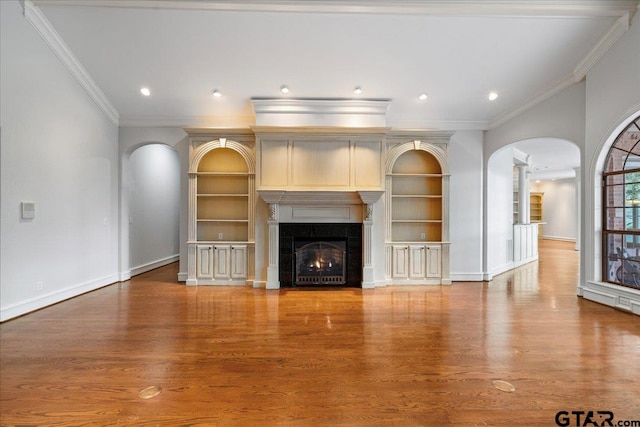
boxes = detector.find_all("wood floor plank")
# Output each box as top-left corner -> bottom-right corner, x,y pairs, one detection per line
1,240 -> 639,426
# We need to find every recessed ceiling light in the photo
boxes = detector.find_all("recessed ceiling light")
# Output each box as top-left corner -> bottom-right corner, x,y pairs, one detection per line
488,92 -> 498,101
212,89 -> 222,98
280,85 -> 290,94
418,93 -> 428,101
140,87 -> 150,96
354,86 -> 362,95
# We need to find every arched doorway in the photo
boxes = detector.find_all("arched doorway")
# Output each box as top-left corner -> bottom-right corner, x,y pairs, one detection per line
485,138 -> 580,279
122,143 -> 180,278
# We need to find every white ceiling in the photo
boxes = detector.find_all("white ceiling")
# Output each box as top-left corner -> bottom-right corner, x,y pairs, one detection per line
27,0 -> 639,178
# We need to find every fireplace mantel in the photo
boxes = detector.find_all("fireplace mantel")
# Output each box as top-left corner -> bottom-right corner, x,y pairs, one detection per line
257,190 -> 384,206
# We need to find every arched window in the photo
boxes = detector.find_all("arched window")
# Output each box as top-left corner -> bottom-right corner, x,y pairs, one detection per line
603,115 -> 640,288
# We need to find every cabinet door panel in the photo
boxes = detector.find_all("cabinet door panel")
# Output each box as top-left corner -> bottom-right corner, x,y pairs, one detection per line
214,245 -> 231,280
392,245 -> 409,278
231,245 -> 247,280
426,245 -> 442,278
409,245 -> 426,279
196,245 -> 214,280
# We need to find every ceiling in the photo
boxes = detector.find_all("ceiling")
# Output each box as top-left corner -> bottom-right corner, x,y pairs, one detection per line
27,0 -> 639,179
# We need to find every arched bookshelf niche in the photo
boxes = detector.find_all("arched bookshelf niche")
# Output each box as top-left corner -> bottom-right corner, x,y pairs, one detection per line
186,131 -> 256,286
385,135 -> 450,285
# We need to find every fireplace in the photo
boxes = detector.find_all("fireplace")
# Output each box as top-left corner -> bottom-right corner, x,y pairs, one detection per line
295,241 -> 346,285
280,223 -> 362,287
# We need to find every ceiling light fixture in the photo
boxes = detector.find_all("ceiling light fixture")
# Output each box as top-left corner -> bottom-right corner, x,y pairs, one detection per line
280,85 -> 290,94
418,93 -> 428,101
140,87 -> 151,96
212,89 -> 222,98
354,86 -> 362,95
488,92 -> 499,101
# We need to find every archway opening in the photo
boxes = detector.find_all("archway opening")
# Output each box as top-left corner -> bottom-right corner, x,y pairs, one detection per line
128,144 -> 181,276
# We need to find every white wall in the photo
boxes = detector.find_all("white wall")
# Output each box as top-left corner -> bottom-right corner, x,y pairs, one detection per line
581,9 -> 640,313
129,144 -> 180,274
0,0 -> 119,321
449,131 -> 484,280
531,179 -> 577,241
485,147 -> 515,278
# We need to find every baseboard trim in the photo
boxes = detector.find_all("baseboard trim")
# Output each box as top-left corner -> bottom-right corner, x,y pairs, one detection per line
1,273 -> 119,322
542,236 -> 576,242
450,272 -> 485,281
177,272 -> 188,282
130,255 -> 179,277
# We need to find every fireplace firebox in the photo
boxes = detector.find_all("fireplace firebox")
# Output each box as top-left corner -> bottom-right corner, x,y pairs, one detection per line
295,241 -> 346,285
279,223 -> 362,287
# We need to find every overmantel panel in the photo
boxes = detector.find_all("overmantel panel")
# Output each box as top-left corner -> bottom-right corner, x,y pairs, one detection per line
254,127 -> 389,191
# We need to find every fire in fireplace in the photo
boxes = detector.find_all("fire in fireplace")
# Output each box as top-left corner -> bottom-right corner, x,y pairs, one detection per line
279,223 -> 362,287
295,241 -> 346,285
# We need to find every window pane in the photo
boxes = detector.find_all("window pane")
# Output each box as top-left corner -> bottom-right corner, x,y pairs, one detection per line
605,183 -> 625,207
625,153 -> 640,169
605,233 -> 622,283
606,174 -> 624,185
606,208 -> 624,230
613,134 -> 637,152
624,205 -> 640,230
605,148 -> 628,172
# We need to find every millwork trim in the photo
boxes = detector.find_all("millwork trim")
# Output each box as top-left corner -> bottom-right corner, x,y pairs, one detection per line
489,73 -> 577,129
490,11 -> 633,129
0,273 -> 119,322
573,13 -> 631,81
30,1 -> 640,18
22,1 -> 119,125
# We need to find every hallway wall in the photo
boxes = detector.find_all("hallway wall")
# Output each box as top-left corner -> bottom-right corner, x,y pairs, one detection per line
1,1 -> 119,321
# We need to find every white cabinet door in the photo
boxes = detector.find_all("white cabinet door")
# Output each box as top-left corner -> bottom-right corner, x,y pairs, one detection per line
214,244 -> 231,280
196,244 -> 214,280
231,245 -> 247,280
426,244 -> 442,279
392,245 -> 409,278
409,245 -> 426,279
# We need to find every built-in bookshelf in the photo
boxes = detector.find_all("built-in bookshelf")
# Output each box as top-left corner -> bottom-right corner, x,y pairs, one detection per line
196,149 -> 250,242
530,192 -> 544,237
390,150 -> 443,242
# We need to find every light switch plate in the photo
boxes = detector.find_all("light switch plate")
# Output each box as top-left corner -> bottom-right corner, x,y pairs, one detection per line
21,202 -> 35,219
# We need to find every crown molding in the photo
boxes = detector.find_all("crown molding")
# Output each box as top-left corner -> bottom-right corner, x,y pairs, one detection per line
30,0 -> 639,18
23,1 -> 119,125
489,8 -> 634,130
251,98 -> 391,127
119,115 -> 256,128
574,12 -> 631,81
251,98 -> 391,115
488,73 -> 578,130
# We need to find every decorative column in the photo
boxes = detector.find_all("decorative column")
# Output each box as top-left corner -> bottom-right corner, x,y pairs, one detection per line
186,172 -> 198,286
441,174 -> 451,285
362,204 -> 375,288
266,203 -> 280,289
358,191 -> 385,288
574,167 -> 581,251
517,165 -> 530,224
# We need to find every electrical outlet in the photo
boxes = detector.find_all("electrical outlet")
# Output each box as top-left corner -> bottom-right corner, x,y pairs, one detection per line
420,232 -> 426,240
218,233 -> 224,240
36,281 -> 43,291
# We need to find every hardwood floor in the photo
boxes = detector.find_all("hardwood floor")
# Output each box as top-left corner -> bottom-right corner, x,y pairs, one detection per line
1,240 -> 639,426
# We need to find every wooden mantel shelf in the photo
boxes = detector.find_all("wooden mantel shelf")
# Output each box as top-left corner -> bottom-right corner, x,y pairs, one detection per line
257,190 -> 384,206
